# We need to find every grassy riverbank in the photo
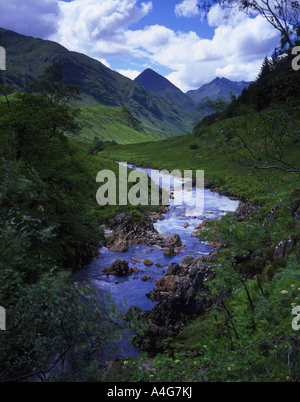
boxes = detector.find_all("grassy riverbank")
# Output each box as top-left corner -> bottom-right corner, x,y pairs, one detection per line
100,111 -> 300,210
99,108 -> 300,382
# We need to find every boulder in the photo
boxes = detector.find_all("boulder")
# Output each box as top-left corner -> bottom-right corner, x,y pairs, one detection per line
153,275 -> 178,298
181,255 -> 195,268
165,263 -> 181,276
105,230 -> 116,245
109,238 -> 128,252
201,218 -> 211,227
195,254 -> 213,264
170,233 -> 182,247
131,257 -> 142,263
103,259 -> 132,276
163,248 -> 176,257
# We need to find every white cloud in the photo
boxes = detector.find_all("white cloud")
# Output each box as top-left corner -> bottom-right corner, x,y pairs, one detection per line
52,0 -> 280,92
207,4 -> 246,27
1,0 -> 282,92
93,57 -> 111,69
163,14 -> 281,91
175,0 -> 200,18
118,69 -> 141,80
51,0 -> 153,58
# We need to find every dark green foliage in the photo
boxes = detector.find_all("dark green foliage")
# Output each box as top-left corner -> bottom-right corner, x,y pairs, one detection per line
0,91 -> 102,270
89,136 -> 104,155
123,217 -> 300,382
189,143 -> 199,150
0,65 -> 123,380
30,62 -> 81,106
0,270 -> 122,381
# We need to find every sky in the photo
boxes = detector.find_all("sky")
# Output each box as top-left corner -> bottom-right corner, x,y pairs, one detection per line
0,0 -> 282,92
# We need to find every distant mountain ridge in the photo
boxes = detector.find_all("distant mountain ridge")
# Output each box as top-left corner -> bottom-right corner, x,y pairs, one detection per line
0,27 -> 201,138
134,68 -> 253,110
186,77 -> 253,104
134,68 -> 197,111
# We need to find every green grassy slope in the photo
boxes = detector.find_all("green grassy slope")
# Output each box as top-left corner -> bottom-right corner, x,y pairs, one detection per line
100,112 -> 300,209
70,105 -> 159,144
0,27 -> 202,138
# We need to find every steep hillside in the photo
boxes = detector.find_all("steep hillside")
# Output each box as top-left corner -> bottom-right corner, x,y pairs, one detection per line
134,68 -> 197,111
187,77 -> 252,104
72,106 -> 159,144
0,27 -> 201,138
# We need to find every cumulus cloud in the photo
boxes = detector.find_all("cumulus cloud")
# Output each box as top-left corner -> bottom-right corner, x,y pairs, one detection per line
51,0 -> 153,59
0,0 -> 61,38
207,4 -> 246,27
117,12 -> 279,91
175,0 -> 200,18
0,0 -> 282,92
51,0 -> 280,91
117,69 -> 141,80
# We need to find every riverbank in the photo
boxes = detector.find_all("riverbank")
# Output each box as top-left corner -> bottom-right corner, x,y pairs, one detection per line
95,131 -> 300,381
97,202 -> 257,381
83,163 -> 240,379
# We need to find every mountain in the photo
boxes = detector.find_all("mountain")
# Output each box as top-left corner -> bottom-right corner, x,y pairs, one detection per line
0,28 -> 201,138
134,68 -> 197,111
186,77 -> 253,105
70,106 -> 160,145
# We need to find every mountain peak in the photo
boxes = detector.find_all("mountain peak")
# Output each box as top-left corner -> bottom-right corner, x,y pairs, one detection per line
0,27 -> 201,137
212,77 -> 230,83
135,69 -> 172,90
134,69 -> 197,111
186,77 -> 253,104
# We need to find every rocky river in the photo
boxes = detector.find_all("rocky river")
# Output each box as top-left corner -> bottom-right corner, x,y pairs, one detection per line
74,163 -> 240,366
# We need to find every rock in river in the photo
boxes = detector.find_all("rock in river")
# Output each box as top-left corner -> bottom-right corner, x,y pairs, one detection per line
103,259 -> 132,276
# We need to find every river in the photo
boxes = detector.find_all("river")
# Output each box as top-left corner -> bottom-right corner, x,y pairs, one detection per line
74,163 -> 240,365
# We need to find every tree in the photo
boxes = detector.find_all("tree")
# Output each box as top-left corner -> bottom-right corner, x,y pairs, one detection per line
226,108 -> 300,212
89,136 -> 104,155
30,62 -> 81,106
198,0 -> 300,48
0,64 -> 120,381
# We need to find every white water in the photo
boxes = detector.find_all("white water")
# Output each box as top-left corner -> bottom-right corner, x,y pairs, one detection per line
74,163 -> 240,362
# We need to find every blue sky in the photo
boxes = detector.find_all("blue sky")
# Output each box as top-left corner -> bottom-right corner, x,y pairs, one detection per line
131,1 -> 215,37
0,0 -> 281,91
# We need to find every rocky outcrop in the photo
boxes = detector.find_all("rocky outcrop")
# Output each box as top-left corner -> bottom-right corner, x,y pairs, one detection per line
234,202 -> 258,222
109,238 -> 128,252
133,256 -> 214,352
106,212 -> 184,251
103,259 -> 132,276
